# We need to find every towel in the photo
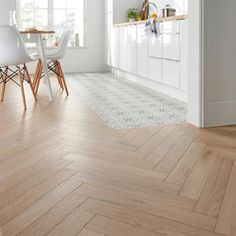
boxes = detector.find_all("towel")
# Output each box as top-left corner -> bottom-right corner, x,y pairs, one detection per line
145,18 -> 161,37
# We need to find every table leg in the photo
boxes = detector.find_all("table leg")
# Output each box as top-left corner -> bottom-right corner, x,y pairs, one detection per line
37,34 -> 53,102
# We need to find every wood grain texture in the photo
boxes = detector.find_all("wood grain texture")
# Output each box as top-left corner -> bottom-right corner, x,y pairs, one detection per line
0,75 -> 235,235
215,164 -> 236,236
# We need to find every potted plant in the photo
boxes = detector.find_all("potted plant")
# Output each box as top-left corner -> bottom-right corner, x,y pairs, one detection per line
127,8 -> 138,22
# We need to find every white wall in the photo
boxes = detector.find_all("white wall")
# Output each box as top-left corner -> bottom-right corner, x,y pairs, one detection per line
146,0 -> 188,15
113,0 -> 141,24
0,0 -> 16,24
0,0 -> 106,73
202,0 -> 236,127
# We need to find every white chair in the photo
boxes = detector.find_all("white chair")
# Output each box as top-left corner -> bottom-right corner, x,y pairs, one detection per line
0,26 -> 37,110
33,31 -> 71,96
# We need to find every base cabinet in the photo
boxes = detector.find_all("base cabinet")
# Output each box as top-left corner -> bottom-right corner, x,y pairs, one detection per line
163,59 -> 180,88
109,19 -> 188,98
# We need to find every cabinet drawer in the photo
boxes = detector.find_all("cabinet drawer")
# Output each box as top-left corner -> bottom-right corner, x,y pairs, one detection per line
163,34 -> 180,61
149,57 -> 162,83
163,59 -> 180,88
149,35 -> 163,58
163,21 -> 180,34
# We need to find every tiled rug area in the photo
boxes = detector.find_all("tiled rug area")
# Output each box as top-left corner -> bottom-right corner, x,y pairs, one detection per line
70,73 -> 187,129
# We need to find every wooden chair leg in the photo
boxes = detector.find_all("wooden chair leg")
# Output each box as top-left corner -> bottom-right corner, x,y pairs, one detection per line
18,67 -> 27,110
54,61 -> 64,90
24,65 -> 37,102
1,67 -> 8,102
33,60 -> 41,88
57,61 -> 69,96
35,62 -> 43,96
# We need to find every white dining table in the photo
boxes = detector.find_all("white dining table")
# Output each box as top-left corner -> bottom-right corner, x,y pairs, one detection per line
20,30 -> 55,102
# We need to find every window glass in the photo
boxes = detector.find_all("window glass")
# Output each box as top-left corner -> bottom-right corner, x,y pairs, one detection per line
18,0 -> 86,47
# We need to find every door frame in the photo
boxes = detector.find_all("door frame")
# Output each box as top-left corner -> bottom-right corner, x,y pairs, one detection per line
187,0 -> 204,127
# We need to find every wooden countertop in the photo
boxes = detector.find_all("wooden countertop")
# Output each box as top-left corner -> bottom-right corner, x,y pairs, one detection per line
20,30 -> 55,34
114,15 -> 188,27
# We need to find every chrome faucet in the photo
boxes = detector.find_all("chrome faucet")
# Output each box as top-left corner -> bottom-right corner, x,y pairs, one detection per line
142,2 -> 158,13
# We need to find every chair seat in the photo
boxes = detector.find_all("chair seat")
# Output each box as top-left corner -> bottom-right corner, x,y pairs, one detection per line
31,50 -> 64,61
0,56 -> 35,68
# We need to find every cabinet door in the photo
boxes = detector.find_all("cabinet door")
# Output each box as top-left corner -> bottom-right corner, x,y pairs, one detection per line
137,25 -> 148,78
119,26 -> 128,71
162,21 -> 180,34
127,25 -> 137,74
149,34 -> 163,58
110,27 -> 120,68
163,34 -> 180,61
163,59 -> 180,88
149,57 -> 162,83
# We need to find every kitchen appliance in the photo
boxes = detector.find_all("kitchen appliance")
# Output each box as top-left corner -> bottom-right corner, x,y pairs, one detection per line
162,5 -> 176,17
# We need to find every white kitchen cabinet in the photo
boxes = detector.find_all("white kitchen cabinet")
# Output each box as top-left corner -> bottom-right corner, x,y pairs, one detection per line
107,18 -> 188,100
162,21 -> 180,34
163,59 -> 180,88
127,25 -> 137,74
109,27 -> 120,68
163,34 -> 180,61
137,25 -> 148,78
119,26 -> 128,71
149,34 -> 163,58
149,57 -> 162,83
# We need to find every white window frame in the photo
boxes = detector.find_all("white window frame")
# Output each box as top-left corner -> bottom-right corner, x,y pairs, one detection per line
16,0 -> 88,48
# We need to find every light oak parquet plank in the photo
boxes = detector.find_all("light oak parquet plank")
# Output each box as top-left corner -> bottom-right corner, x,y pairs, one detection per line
154,134 -> 196,174
195,155 -> 234,217
0,155 -> 68,194
145,130 -> 184,163
78,229 -> 105,236
17,191 -> 88,236
0,159 -> 72,209
67,162 -> 180,195
74,184 -> 216,231
127,126 -> 162,146
0,168 -> 77,226
215,164 -> 236,236
64,145 -> 155,170
64,153 -> 167,180
137,125 -> 177,156
48,209 -> 95,236
165,142 -> 206,185
1,172 -> 82,236
81,198 -> 223,236
0,143 -> 68,181
179,148 -> 217,200
64,170 -> 195,210
86,215 -> 160,236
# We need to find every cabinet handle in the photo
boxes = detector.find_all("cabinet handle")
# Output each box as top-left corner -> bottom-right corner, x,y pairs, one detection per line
163,58 -> 180,62
149,56 -> 162,59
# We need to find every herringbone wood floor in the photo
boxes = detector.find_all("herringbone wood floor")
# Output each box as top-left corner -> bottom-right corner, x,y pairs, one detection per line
0,75 -> 236,236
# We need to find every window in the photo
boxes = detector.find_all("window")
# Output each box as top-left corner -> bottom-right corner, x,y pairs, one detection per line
17,0 -> 86,47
